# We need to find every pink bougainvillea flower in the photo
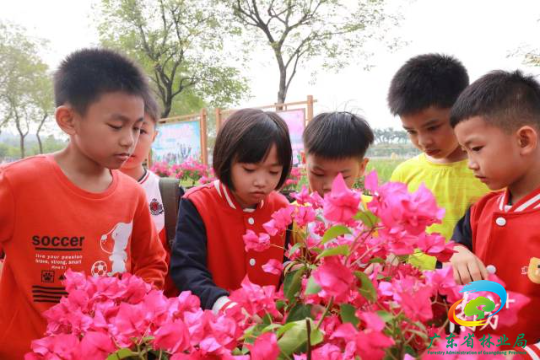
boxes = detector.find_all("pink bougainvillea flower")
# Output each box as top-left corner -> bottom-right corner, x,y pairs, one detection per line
243,230 -> 271,252
399,285 -> 433,322
354,330 -> 394,360
247,332 -> 279,360
359,312 -> 385,332
294,205 -> 317,227
423,266 -> 462,303
263,206 -> 294,236
368,180 -> 444,236
262,259 -> 283,275
228,277 -> 281,318
323,173 -> 361,224
291,186 -> 311,205
78,331 -> 117,360
416,233 -> 456,262
313,257 -> 354,302
27,334 -> 80,360
153,319 -> 190,354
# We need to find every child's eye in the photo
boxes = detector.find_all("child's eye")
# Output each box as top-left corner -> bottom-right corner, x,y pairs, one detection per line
406,130 -> 416,136
311,171 -> 324,177
269,171 -> 280,175
243,167 -> 255,173
140,129 -> 147,135
471,146 -> 483,152
133,126 -> 141,132
427,125 -> 440,132
108,124 -> 121,130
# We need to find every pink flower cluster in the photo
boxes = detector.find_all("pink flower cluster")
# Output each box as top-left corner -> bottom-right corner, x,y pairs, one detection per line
150,158 -> 215,186
31,171 -> 529,360
282,166 -> 303,191
26,271 -> 253,360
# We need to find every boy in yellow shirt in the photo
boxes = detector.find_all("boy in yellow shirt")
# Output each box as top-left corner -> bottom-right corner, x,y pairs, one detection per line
387,54 -> 489,270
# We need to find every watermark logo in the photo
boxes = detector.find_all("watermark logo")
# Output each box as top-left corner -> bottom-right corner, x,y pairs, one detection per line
448,280 -> 507,327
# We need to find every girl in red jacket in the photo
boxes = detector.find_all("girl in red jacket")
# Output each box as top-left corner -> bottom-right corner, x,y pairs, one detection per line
170,108 -> 292,312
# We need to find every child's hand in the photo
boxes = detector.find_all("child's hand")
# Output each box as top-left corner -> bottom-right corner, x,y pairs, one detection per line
450,245 -> 488,285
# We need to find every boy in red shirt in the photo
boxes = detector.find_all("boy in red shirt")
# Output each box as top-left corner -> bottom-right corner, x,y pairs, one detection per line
0,48 -> 167,359
451,70 -> 540,344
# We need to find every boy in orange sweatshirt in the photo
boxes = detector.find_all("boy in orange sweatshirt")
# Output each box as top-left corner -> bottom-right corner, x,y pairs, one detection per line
0,48 -> 167,359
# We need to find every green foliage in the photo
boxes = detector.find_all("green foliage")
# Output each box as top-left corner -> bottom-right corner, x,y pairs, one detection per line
96,0 -> 249,118
0,21 -> 53,158
222,0 -> 400,103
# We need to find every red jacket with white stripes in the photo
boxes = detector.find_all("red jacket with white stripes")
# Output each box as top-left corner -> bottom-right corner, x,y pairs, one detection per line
469,188 -> 540,344
170,181 -> 289,309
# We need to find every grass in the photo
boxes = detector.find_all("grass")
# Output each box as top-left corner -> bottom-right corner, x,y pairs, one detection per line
366,158 -> 405,183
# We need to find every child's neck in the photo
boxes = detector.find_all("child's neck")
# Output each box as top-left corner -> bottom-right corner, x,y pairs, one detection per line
508,164 -> 540,205
121,165 -> 146,182
53,146 -> 113,193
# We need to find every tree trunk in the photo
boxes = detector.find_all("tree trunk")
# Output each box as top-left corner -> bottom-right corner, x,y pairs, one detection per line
276,51 -> 287,109
36,114 -> 47,154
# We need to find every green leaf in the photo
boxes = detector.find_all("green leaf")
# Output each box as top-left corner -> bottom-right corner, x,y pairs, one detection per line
304,275 -> 322,295
376,310 -> 394,323
261,323 -> 282,333
287,243 -> 301,258
354,271 -> 377,302
107,348 -> 137,360
354,210 -> 379,228
283,267 -> 306,301
276,322 -> 297,337
368,257 -> 385,264
286,304 -> 313,323
340,304 -> 359,327
321,225 -> 351,245
316,245 -> 350,260
407,329 -> 428,340
277,319 -> 324,356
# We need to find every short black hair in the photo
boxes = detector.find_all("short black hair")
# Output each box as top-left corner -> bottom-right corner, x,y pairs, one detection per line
303,112 -> 374,160
388,53 -> 469,116
144,91 -> 161,122
54,48 -> 149,115
213,108 -> 292,190
450,70 -> 540,131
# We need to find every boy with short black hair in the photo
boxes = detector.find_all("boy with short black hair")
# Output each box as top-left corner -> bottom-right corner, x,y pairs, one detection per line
388,53 -> 489,270
0,48 -> 167,359
302,111 -> 374,197
450,70 -> 540,343
120,92 -> 182,297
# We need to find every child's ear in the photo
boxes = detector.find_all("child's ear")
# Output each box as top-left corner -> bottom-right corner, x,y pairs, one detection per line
358,158 -> 370,177
301,151 -> 306,165
516,126 -> 538,155
152,130 -> 158,142
55,106 -> 77,136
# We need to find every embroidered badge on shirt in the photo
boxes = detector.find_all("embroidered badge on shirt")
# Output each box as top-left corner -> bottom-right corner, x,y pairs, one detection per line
149,198 -> 164,216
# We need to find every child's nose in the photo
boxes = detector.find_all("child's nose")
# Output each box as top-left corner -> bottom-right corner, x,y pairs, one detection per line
120,131 -> 135,148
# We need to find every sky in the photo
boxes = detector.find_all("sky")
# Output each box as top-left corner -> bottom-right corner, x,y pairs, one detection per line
1,0 -> 539,131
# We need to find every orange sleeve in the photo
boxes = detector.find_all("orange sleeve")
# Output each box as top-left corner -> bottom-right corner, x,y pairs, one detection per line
130,192 -> 168,289
0,168 -> 15,245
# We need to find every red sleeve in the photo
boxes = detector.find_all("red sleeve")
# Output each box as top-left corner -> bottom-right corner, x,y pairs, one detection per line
0,168 -> 15,245
130,190 -> 168,289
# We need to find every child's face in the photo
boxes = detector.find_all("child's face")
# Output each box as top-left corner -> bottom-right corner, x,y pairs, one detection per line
230,144 -> 283,208
122,114 -> 157,171
400,107 -> 463,163
304,153 -> 368,197
68,91 -> 144,169
454,116 -> 524,191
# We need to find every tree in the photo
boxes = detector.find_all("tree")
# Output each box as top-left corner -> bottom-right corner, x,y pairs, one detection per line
0,22 -> 52,158
224,0 -> 397,104
96,0 -> 249,118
